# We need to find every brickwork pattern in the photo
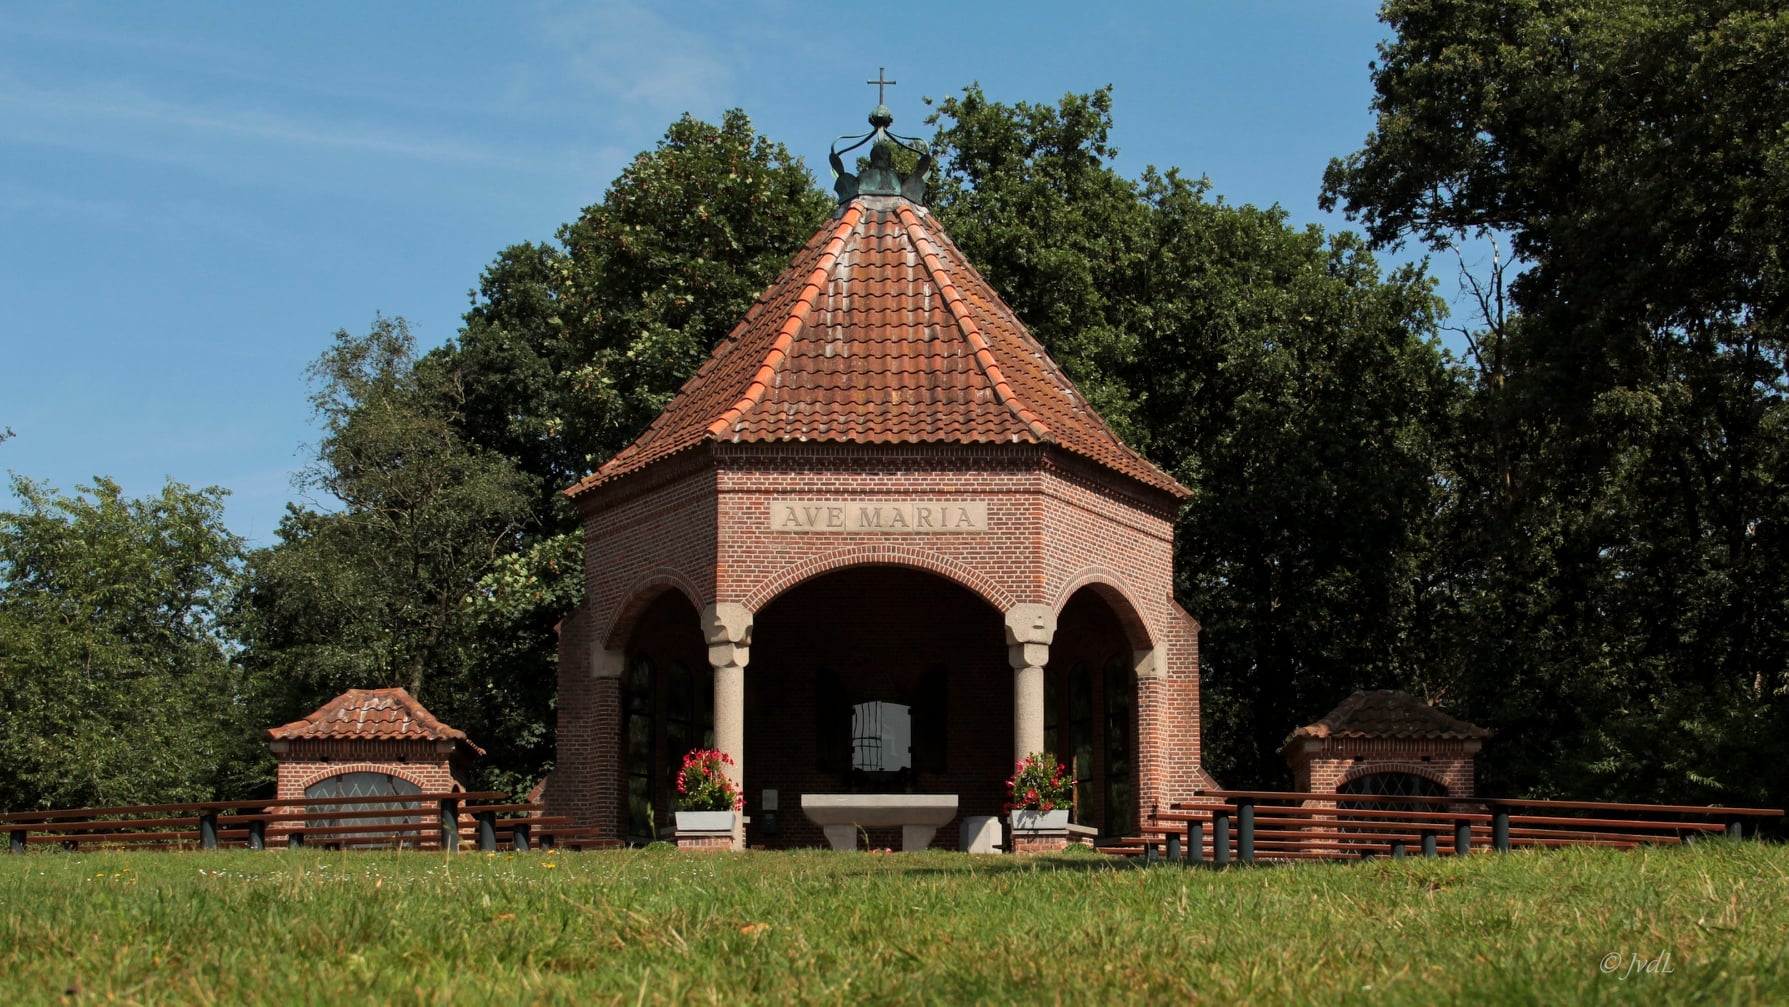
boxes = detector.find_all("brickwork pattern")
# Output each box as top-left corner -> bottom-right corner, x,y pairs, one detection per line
1011,833 -> 1071,854
1291,740 -> 1480,798
553,444 -> 1205,844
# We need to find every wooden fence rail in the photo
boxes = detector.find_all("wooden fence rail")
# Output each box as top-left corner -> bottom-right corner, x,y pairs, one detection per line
0,793 -> 610,854
1096,788 -> 1782,864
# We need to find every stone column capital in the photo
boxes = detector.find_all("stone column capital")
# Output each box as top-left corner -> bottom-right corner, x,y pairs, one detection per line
591,645 -> 626,680
1133,647 -> 1163,681
701,602 -> 754,671
1002,603 -> 1057,647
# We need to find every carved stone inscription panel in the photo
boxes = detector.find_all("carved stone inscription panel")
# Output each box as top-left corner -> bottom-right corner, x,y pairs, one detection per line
768,500 -> 988,533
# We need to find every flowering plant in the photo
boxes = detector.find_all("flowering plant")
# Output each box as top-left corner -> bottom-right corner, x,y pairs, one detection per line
1003,751 -> 1076,813
675,749 -> 744,812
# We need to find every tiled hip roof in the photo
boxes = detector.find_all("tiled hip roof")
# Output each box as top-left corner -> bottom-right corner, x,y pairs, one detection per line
566,196 -> 1187,499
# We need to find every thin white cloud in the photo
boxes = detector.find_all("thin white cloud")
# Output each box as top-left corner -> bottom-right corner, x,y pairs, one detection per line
542,1 -> 736,121
0,78 -> 526,168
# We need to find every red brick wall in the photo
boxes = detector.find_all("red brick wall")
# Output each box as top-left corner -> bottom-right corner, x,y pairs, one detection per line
273,742 -> 463,803
554,443 -> 1205,842
1291,739 -> 1479,798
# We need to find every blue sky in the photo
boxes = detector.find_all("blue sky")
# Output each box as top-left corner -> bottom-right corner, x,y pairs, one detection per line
1,1 -> 1430,546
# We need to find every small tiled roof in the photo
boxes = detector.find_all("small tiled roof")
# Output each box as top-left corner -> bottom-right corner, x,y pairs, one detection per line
565,196 -> 1188,499
264,688 -> 485,754
1288,690 -> 1491,743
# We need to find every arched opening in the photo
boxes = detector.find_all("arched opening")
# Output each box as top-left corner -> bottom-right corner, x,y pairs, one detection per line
746,565 -> 1007,849
303,771 -> 424,847
1045,587 -> 1144,837
619,588 -> 710,843
1338,770 -> 1446,810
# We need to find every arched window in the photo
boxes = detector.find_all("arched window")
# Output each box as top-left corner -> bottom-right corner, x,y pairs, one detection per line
624,653 -> 714,842
304,771 -> 422,846
1337,771 -> 1446,838
1044,656 -> 1133,836
1102,653 -> 1134,836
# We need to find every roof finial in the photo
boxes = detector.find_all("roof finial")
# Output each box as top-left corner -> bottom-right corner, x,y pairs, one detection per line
829,69 -> 931,204
868,67 -> 896,107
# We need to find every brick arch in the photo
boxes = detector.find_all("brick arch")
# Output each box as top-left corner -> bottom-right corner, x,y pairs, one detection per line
1337,763 -> 1452,796
603,567 -> 707,649
292,762 -> 441,795
1052,567 -> 1156,650
741,545 -> 1016,614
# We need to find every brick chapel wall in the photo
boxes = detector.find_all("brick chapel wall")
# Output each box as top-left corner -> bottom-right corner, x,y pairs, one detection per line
1038,459 -> 1201,823
554,462 -> 720,833
560,443 -> 1202,841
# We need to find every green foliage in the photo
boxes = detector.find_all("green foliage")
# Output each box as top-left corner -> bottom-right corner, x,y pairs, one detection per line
235,318 -> 545,794
0,477 -> 262,808
931,86 -> 1457,786
1323,0 -> 1789,804
3,845 -> 1786,1004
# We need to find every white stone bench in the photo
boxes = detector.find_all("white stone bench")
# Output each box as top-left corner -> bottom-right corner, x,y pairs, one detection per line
800,794 -> 959,851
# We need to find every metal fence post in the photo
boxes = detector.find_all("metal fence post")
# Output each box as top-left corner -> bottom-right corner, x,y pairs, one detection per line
1454,819 -> 1472,857
1212,811 -> 1231,867
199,813 -> 218,851
287,831 -> 303,849
248,820 -> 265,851
1188,821 -> 1204,865
477,811 -> 497,853
438,799 -> 461,853
1492,808 -> 1511,853
1421,830 -> 1437,859
1727,818 -> 1744,841
1166,831 -> 1181,862
1390,840 -> 1406,860
512,822 -> 532,852
1237,799 -> 1255,864
9,829 -> 25,855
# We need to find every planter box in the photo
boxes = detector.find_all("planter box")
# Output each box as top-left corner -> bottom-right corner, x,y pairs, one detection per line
1009,809 -> 1070,832
674,810 -> 736,832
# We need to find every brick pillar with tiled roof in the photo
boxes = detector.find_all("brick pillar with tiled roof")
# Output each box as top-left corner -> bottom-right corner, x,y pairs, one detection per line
554,98 -> 1218,849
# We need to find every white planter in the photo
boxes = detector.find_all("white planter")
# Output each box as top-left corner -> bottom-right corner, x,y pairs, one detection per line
675,810 -> 736,832
1010,809 -> 1070,831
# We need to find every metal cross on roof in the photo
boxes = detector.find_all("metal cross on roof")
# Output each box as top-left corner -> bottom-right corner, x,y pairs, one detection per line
867,67 -> 896,105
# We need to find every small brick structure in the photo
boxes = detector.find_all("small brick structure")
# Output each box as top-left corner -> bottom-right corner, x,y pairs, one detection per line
548,106 -> 1218,851
1281,690 -> 1490,799
265,688 -> 484,809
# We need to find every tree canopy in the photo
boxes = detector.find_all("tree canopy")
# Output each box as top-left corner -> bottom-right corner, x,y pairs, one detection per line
12,31 -> 1787,809
0,477 -> 258,808
1324,0 -> 1789,803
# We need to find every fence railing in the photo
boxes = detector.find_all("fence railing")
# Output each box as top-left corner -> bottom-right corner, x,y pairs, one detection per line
0,793 -> 614,853
1096,789 -> 1782,864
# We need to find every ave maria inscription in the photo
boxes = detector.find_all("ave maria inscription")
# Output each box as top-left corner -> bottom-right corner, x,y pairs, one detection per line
770,500 -> 987,533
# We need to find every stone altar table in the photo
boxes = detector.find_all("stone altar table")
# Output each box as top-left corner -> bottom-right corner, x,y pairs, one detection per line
799,794 -> 959,851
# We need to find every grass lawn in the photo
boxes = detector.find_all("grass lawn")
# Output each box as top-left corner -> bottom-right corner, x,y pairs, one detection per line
2,841 -> 1785,1005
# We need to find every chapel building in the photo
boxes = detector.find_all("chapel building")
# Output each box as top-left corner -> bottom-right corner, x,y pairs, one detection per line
550,104 -> 1212,849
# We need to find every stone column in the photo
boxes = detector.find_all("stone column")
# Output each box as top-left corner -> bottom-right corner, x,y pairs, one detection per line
701,602 -> 753,849
1003,604 -> 1057,764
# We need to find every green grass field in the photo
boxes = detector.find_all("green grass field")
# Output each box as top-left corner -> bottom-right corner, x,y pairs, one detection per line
3,842 -> 1785,1005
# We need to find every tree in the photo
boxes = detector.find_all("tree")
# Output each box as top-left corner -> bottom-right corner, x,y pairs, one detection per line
930,86 -> 1460,786
1322,0 -> 1789,803
0,476 -> 258,809
235,318 -> 543,792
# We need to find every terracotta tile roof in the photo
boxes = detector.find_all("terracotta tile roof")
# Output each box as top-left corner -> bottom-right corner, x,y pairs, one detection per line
1288,690 -> 1491,743
565,196 -> 1188,499
264,688 -> 485,754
